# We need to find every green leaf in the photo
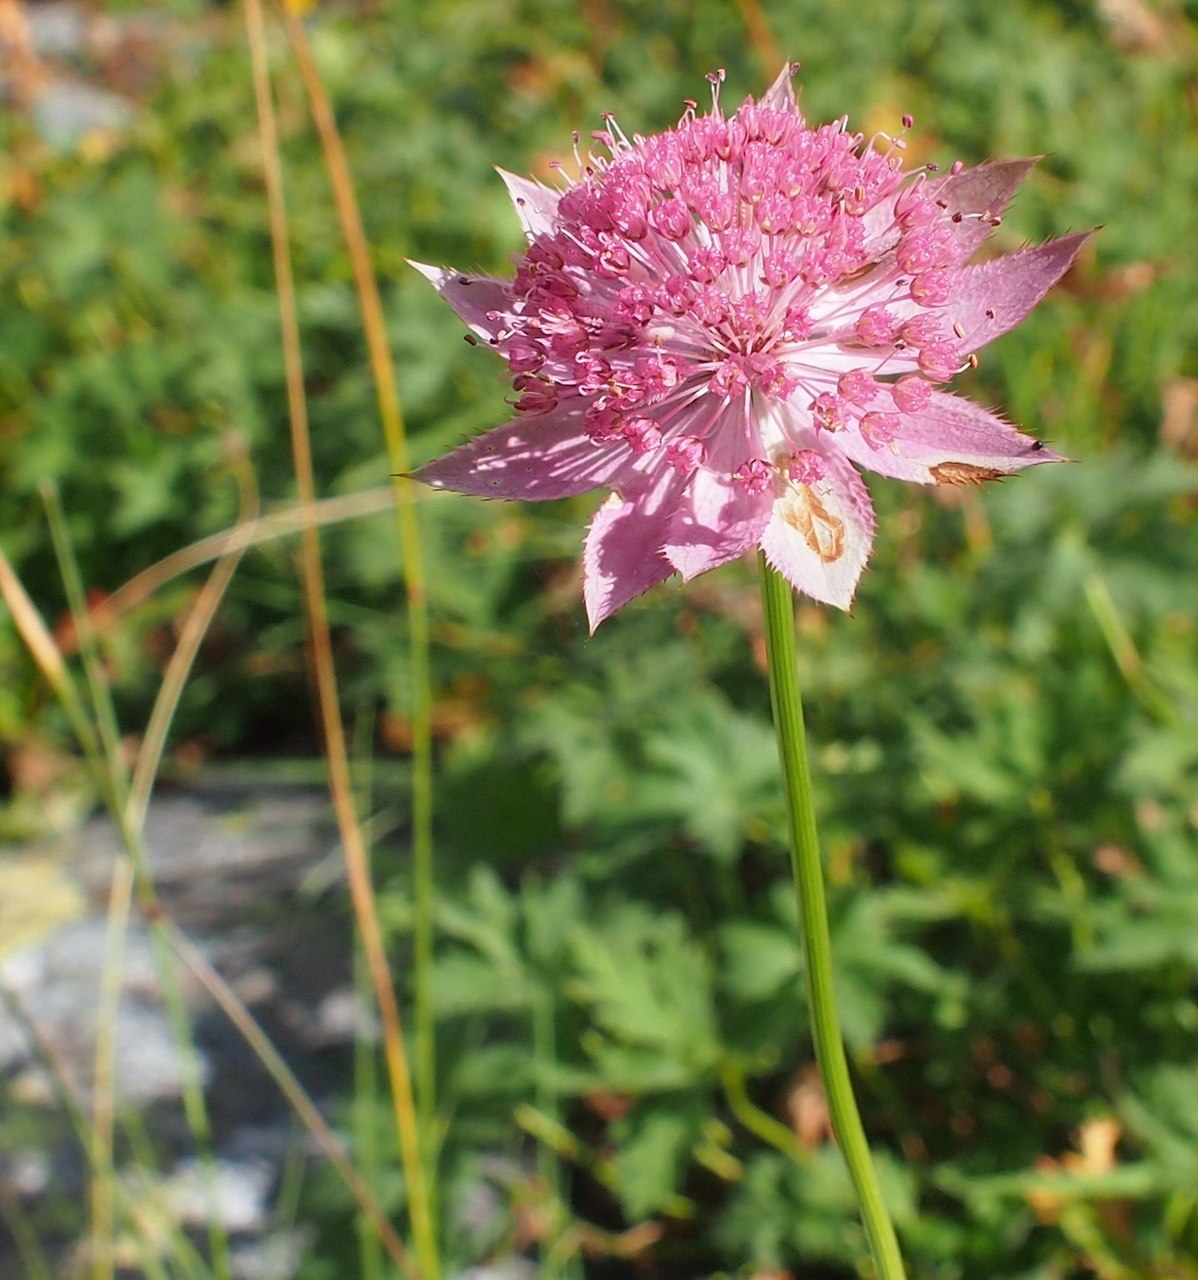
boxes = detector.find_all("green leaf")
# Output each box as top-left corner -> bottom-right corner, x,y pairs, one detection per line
610,1100 -> 705,1218
570,907 -> 721,1079
718,921 -> 802,1002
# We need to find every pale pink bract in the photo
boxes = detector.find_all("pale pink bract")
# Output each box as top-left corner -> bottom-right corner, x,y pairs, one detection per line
412,65 -> 1089,631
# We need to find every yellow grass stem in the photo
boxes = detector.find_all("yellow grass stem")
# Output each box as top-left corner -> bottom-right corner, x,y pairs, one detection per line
280,4 -> 439,1195
0,548 -> 101,767
734,0 -> 783,77
242,1 -> 437,1273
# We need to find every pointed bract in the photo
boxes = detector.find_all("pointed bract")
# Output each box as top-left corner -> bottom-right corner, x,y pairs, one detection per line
664,468 -> 773,581
834,391 -> 1064,485
407,262 -> 514,341
947,231 -> 1091,353
412,68 -> 1085,625
584,470 -> 683,631
760,447 -> 876,609
861,157 -> 1039,260
413,407 -> 639,500
496,167 -> 563,239
759,62 -> 802,117
929,157 -> 1042,257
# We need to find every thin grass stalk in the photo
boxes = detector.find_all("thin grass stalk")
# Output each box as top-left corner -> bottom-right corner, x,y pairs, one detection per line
720,1063 -> 810,1164
117,1107 -> 214,1280
532,984 -> 582,1280
92,856 -> 135,1280
0,551 -> 117,1280
532,987 -> 559,1216
242,1 -> 436,1272
0,548 -> 101,766
280,2 -> 439,1198
38,489 -> 133,1270
125,839 -> 234,1280
40,482 -> 128,818
269,1132 -> 308,1253
354,923 -> 386,1280
115,455 -> 255,1274
1083,570 -> 1179,725
349,711 -> 386,1280
0,1188 -> 54,1280
87,449 -> 254,1280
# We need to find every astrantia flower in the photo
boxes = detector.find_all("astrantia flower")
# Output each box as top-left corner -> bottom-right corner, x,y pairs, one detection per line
412,65 -> 1089,630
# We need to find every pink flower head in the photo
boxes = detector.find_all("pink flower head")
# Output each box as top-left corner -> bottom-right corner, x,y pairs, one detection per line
412,65 -> 1090,631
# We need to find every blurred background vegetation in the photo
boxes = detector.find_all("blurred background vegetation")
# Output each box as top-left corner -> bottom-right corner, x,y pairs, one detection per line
2,0 -> 1198,1276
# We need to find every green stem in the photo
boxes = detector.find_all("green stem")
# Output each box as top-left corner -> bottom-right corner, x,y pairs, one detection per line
721,1062 -> 808,1165
758,554 -> 907,1280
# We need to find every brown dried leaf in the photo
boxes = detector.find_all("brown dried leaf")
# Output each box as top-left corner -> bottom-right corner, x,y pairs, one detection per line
787,1064 -> 832,1148
930,461 -> 1006,487
1161,378 -> 1198,458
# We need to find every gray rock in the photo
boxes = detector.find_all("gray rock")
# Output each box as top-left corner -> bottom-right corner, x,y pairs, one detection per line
452,1262 -> 539,1280
26,2 -> 88,58
0,918 -> 208,1107
230,1228 -> 312,1280
160,1157 -> 273,1234
73,785 -> 341,931
32,78 -> 135,146
0,780 -> 358,1276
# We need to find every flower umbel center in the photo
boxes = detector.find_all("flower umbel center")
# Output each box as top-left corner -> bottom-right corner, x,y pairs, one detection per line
495,69 -> 975,482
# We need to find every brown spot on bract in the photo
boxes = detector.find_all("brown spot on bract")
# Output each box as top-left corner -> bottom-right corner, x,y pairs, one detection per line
836,261 -> 875,286
930,462 -> 1006,487
781,485 -> 845,563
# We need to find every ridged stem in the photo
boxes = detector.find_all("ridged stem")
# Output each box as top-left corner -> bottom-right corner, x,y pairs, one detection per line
758,554 -> 907,1280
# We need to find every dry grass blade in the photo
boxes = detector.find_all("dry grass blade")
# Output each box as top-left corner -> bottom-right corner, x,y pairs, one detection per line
0,547 -> 86,734
127,440 -> 260,829
100,487 -> 395,629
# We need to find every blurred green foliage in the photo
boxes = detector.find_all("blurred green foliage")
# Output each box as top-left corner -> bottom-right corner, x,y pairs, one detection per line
2,0 -> 1198,1276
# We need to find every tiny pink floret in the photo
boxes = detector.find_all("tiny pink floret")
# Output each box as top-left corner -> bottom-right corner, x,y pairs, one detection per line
787,449 -> 828,485
412,64 -> 1090,630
